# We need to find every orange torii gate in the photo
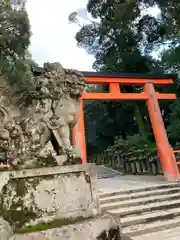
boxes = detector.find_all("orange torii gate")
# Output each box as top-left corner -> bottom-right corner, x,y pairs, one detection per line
72,72 -> 180,182
1,68 -> 178,182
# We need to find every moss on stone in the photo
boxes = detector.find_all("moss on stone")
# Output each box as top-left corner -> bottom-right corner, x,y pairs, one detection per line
12,178 -> 27,197
28,176 -> 41,190
3,206 -> 38,229
24,155 -> 58,169
38,155 -> 58,168
16,216 -> 93,234
0,177 -> 41,230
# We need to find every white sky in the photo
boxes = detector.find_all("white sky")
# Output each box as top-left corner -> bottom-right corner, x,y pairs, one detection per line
26,0 -> 94,71
26,1 -> 160,71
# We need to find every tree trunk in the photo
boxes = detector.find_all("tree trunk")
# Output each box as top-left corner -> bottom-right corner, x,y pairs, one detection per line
135,104 -> 148,140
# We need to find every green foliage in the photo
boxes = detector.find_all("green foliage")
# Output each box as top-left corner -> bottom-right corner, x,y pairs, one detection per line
167,97 -> 180,145
106,135 -> 157,160
74,0 -> 166,72
0,0 -> 30,60
161,46 -> 180,75
0,0 -> 35,100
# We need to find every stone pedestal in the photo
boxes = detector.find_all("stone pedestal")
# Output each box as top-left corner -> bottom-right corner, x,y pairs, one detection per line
0,163 -> 121,239
0,164 -> 100,232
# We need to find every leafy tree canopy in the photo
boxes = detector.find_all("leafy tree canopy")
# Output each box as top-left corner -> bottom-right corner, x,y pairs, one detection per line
70,0 -> 180,155
0,0 -> 35,100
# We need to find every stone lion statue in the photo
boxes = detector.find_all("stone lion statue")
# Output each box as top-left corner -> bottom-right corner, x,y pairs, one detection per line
0,62 -> 85,169
34,62 -> 85,156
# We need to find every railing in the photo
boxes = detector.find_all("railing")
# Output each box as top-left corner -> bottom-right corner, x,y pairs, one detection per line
173,150 -> 180,168
88,152 -> 163,175
0,149 -> 179,174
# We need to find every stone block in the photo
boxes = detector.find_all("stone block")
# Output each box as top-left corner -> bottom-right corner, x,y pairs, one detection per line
9,214 -> 121,240
0,163 -> 101,232
0,217 -> 13,240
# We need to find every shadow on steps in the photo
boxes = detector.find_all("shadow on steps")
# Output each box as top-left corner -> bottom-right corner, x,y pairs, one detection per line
96,227 -> 133,240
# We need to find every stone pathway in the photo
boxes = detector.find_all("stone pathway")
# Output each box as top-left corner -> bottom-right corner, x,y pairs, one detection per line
96,165 -> 121,179
96,165 -> 165,194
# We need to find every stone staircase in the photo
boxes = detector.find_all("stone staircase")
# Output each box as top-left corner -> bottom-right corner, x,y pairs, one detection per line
100,183 -> 180,238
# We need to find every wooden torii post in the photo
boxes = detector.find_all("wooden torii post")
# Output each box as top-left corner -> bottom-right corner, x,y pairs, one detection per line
72,72 -> 180,182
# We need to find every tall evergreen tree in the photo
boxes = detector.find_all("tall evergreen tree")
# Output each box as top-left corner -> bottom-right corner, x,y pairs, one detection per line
0,0 -> 34,98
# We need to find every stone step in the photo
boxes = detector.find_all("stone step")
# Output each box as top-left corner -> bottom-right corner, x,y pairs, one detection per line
107,198 -> 180,216
133,226 -> 180,240
99,182 -> 180,199
100,187 -> 180,204
122,216 -> 180,237
121,207 -> 180,227
99,182 -> 180,238
101,192 -> 180,210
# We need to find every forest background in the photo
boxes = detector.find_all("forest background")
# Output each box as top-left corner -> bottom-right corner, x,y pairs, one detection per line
1,0 -> 180,161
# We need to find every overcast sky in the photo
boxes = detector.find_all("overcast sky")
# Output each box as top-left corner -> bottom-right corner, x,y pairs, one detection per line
26,0 -> 94,71
26,1 -> 160,71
